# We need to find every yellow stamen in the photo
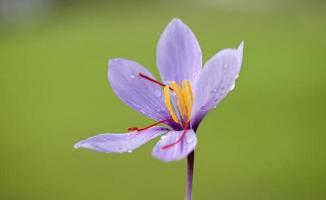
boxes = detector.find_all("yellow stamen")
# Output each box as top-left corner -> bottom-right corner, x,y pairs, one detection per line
169,82 -> 188,121
182,80 -> 193,117
164,85 -> 179,123
163,80 -> 194,124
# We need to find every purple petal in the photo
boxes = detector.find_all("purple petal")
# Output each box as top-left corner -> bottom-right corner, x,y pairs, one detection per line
191,42 -> 244,129
74,127 -> 169,153
152,129 -> 197,162
156,18 -> 202,86
108,58 -> 171,122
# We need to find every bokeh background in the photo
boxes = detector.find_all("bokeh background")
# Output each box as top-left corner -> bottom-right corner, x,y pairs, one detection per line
1,0 -> 325,199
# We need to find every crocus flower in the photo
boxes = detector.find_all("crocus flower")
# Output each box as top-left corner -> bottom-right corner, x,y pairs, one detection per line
75,18 -> 243,200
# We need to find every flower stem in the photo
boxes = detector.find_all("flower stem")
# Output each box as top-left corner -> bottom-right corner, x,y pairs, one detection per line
185,150 -> 195,200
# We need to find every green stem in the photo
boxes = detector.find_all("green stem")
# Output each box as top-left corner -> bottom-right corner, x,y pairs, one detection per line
185,150 -> 195,200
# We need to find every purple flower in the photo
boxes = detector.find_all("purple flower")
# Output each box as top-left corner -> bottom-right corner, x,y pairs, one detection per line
74,18 -> 243,199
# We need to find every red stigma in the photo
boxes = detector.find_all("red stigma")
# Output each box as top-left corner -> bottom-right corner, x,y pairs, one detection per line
127,119 -> 171,132
139,73 -> 166,87
139,73 -> 173,91
127,127 -> 138,131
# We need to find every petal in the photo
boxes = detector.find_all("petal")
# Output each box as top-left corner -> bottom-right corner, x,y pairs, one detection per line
191,42 -> 244,129
74,126 -> 169,153
108,58 -> 171,121
156,18 -> 202,86
152,129 -> 197,162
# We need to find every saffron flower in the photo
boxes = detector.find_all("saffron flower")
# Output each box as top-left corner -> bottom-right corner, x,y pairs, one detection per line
75,18 -> 243,200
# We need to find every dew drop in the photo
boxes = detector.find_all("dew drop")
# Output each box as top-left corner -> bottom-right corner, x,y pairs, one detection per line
184,28 -> 189,33
220,87 -> 226,94
130,74 -> 135,79
187,137 -> 193,143
111,58 -> 118,63
163,80 -> 171,85
200,105 -> 206,111
156,108 -> 162,113
161,135 -> 166,140
210,89 -> 218,95
154,90 -> 162,97
127,150 -> 133,153
229,83 -> 235,91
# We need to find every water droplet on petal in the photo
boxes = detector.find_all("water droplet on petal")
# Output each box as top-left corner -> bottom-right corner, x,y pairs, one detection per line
184,28 -> 189,32
130,74 -> 135,79
220,87 -> 226,94
187,137 -> 193,143
229,83 -> 235,91
161,135 -> 166,140
200,106 -> 206,111
127,150 -> 133,153
156,108 -> 162,113
210,89 -> 218,95
154,90 -> 162,97
111,59 -> 118,63
163,80 -> 171,85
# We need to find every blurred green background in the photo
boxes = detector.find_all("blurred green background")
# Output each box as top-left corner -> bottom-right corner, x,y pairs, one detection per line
1,0 -> 326,199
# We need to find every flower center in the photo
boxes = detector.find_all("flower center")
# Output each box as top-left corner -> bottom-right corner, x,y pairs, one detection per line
163,80 -> 193,125
137,73 -> 193,128
127,73 -> 194,150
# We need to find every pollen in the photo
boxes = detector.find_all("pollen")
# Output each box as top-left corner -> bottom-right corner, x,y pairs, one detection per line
164,80 -> 193,124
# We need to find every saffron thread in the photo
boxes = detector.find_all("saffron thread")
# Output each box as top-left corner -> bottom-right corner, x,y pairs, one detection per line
128,119 -> 171,132
138,73 -> 173,91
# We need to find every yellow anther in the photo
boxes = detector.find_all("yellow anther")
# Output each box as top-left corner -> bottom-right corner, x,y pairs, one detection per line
169,82 -> 188,121
164,85 -> 179,123
163,80 -> 194,124
182,80 -> 193,117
